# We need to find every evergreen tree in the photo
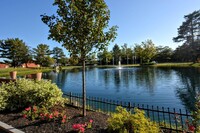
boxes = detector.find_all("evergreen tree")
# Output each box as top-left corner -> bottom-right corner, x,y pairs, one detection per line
173,10 -> 200,62
33,44 -> 52,67
0,38 -> 30,67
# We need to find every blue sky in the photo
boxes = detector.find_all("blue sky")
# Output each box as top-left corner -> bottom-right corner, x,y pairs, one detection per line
0,0 -> 200,56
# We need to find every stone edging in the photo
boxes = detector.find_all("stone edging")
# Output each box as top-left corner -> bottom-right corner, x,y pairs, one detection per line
0,121 -> 24,133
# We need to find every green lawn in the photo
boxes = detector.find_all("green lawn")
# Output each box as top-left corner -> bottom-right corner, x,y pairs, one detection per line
0,67 -> 52,77
1,63 -> 199,77
153,62 -> 200,67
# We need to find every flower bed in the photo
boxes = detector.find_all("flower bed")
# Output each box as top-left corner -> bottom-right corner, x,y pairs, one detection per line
0,105 -> 109,133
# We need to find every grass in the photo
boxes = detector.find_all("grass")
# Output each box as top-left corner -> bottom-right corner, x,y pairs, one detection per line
0,67 -> 52,77
1,62 -> 200,77
152,62 -> 200,67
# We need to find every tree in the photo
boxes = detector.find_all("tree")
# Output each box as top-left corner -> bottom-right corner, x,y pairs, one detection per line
173,10 -> 200,44
33,44 -> 52,67
97,48 -> 112,65
173,10 -> 200,62
134,44 -> 143,64
52,47 -> 65,66
121,43 -> 133,64
112,44 -> 121,65
134,40 -> 157,64
0,38 -> 31,67
155,46 -> 173,63
60,57 -> 68,66
41,0 -> 118,116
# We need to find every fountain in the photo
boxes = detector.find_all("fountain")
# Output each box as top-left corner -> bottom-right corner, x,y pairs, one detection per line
118,60 -> 122,69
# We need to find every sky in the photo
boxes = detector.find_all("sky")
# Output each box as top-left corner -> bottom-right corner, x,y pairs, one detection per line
0,0 -> 200,56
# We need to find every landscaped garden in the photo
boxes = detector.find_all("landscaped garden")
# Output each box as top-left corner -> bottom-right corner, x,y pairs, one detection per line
0,0 -> 200,132
0,78 -> 199,133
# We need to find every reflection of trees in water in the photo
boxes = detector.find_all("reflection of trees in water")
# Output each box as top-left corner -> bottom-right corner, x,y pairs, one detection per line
103,70 -> 110,87
102,69 -> 134,92
135,67 -> 156,93
155,67 -> 173,79
122,70 -> 133,89
174,67 -> 200,111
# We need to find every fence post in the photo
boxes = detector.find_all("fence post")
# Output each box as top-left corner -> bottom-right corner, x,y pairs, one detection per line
128,102 -> 131,111
70,92 -> 72,105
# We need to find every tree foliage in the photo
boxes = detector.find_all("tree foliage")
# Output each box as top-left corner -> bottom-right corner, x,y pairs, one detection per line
112,44 -> 121,65
33,44 -> 53,67
41,0 -> 118,116
173,10 -> 200,44
52,47 -> 65,66
97,48 -> 112,65
134,40 -> 157,64
173,10 -> 200,62
155,46 -> 173,63
0,38 -> 31,67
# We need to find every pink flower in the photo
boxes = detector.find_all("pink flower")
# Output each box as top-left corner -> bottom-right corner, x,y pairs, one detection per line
89,119 -> 93,123
61,119 -> 66,123
63,115 -> 67,119
49,114 -> 53,119
189,125 -> 195,131
25,107 -> 31,111
53,111 -> 59,117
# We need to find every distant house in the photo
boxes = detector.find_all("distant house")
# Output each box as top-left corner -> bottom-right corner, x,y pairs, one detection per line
0,63 -> 9,69
22,63 -> 40,68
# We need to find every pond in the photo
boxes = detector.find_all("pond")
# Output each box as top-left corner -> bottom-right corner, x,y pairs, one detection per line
42,67 -> 200,111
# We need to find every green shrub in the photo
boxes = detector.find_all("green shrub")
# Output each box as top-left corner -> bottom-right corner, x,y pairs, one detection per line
107,106 -> 160,133
0,79 -> 66,111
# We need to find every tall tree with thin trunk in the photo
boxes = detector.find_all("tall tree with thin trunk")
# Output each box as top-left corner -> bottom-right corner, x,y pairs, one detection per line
41,0 -> 118,116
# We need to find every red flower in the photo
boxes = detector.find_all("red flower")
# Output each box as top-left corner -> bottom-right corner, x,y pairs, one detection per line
33,106 -> 37,112
189,125 -> 195,131
72,124 -> 79,129
73,124 -> 86,133
89,119 -> 93,123
79,127 -> 85,133
25,107 -> 31,111
23,114 -> 27,118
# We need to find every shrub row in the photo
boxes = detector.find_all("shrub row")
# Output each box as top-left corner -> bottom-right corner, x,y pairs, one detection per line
0,79 -> 66,111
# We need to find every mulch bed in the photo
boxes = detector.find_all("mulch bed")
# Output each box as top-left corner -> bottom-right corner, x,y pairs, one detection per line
0,105 -> 109,133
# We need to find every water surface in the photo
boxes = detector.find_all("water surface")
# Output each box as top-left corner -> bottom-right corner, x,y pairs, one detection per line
42,67 -> 200,111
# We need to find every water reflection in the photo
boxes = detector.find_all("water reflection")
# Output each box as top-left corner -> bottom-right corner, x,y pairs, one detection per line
42,67 -> 200,111
173,67 -> 200,111
135,67 -> 156,94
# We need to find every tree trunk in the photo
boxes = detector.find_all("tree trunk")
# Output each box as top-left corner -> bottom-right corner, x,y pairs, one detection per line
82,60 -> 86,116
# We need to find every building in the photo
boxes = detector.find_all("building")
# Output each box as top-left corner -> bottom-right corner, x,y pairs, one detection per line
21,63 -> 40,68
0,63 -> 9,69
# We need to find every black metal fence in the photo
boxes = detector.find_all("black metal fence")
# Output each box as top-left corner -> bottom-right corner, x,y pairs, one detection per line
64,92 -> 192,132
